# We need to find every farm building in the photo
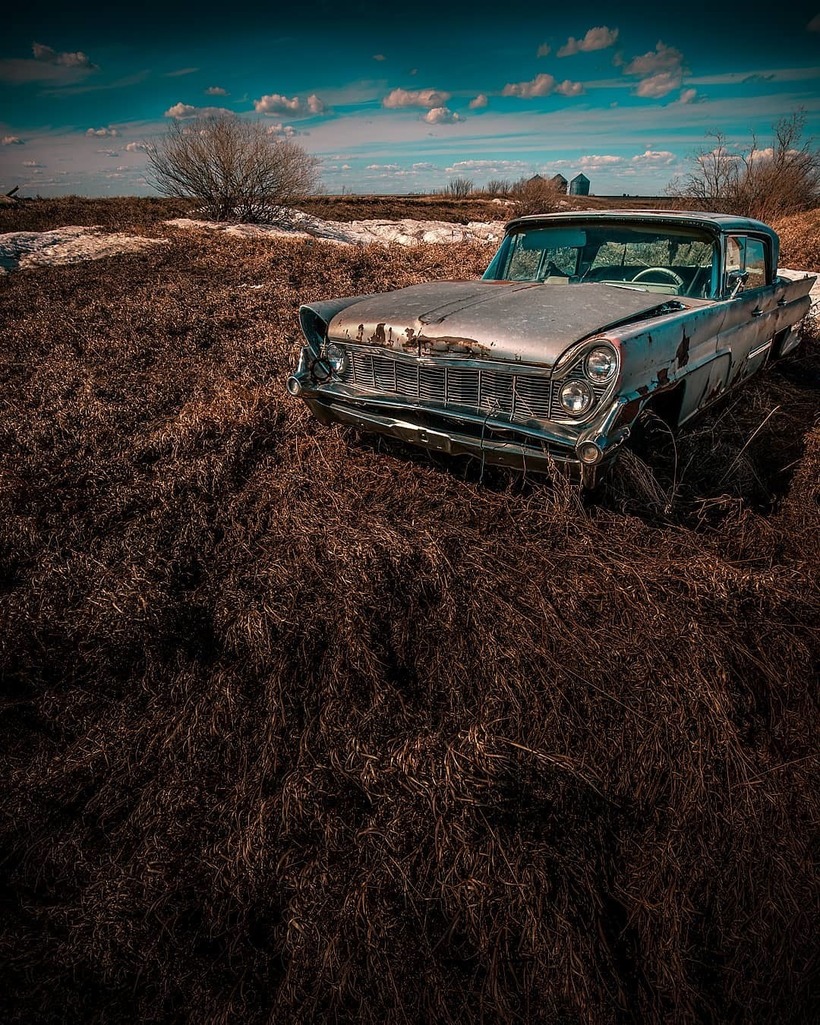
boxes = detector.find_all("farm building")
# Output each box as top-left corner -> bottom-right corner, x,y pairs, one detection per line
569,173 -> 590,196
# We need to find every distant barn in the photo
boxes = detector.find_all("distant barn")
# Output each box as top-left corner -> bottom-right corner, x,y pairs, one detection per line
569,173 -> 590,196
549,173 -> 568,193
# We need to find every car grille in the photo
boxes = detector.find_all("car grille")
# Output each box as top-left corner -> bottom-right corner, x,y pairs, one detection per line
338,346 -> 606,424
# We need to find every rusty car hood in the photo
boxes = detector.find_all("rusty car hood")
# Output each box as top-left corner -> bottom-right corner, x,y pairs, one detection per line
326,280 -> 679,363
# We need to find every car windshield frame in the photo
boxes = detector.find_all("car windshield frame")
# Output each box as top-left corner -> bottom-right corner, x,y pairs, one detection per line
483,222 -> 721,299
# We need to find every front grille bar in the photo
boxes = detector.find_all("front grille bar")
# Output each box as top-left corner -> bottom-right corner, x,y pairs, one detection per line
347,347 -> 552,424
343,345 -> 608,424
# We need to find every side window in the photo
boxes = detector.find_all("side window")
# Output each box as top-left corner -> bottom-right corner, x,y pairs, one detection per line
743,238 -> 767,289
726,237 -> 742,273
726,236 -> 768,291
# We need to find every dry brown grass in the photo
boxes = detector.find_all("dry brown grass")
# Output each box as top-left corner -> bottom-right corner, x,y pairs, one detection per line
0,193 -> 677,237
0,212 -> 819,1025
773,207 -> 820,271
0,195 -> 196,234
302,193 -> 507,223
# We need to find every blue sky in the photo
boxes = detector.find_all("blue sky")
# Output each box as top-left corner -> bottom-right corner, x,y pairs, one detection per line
1,1 -> 819,196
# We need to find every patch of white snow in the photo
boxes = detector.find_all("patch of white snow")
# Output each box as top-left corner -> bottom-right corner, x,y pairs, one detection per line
0,225 -> 167,273
165,211 -> 506,247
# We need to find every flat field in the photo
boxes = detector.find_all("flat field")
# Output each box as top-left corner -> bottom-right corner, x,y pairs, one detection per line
1,198 -> 819,1024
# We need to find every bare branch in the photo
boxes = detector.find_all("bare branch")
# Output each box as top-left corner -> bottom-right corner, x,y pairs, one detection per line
668,110 -> 819,220
145,116 -> 320,222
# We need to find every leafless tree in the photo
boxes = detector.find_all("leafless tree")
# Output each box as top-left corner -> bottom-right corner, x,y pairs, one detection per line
508,176 -> 565,217
669,131 -> 740,210
669,111 -> 820,220
445,176 -> 474,198
146,115 -> 320,222
736,112 -> 820,221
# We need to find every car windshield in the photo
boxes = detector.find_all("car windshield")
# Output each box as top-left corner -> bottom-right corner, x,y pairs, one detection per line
483,223 -> 718,298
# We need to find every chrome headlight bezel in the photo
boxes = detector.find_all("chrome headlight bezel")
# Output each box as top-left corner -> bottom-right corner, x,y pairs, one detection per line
584,345 -> 618,384
558,379 -> 594,416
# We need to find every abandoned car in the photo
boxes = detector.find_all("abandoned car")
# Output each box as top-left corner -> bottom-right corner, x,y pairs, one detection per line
287,211 -> 815,484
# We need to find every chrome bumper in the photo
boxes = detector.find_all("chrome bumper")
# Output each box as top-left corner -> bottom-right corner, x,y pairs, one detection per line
287,356 -> 630,484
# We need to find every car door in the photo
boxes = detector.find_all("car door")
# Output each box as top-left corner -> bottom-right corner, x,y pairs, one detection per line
718,234 -> 780,386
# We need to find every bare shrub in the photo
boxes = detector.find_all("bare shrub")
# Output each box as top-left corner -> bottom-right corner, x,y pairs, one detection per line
145,115 -> 320,222
484,178 -> 511,197
444,176 -> 474,198
669,111 -> 820,221
509,176 -> 565,216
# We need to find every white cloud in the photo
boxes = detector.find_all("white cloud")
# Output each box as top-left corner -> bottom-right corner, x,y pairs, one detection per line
634,71 -> 683,98
164,102 -> 235,119
366,163 -> 401,170
32,42 -> 97,70
746,146 -> 799,162
424,106 -> 462,124
86,127 -> 119,137
382,87 -> 451,109
205,86 -> 228,96
253,92 -> 325,115
266,122 -> 300,139
124,141 -> 149,152
254,93 -> 301,113
95,148 -> 119,157
373,53 -> 386,61
165,67 -> 198,77
22,160 -> 42,167
577,154 -> 623,169
624,41 -> 684,77
557,26 -> 619,58
503,73 -> 554,97
502,74 -> 583,98
808,14 -> 820,30
556,79 -> 585,96
617,37 -> 687,100
537,43 -> 551,58
631,149 -> 676,165
679,88 -> 698,104
341,164 -> 351,170
446,159 -> 529,173
469,93 -> 488,109
2,135 -> 23,145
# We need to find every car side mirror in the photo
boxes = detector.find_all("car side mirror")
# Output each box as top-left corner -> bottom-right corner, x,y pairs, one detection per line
727,269 -> 748,298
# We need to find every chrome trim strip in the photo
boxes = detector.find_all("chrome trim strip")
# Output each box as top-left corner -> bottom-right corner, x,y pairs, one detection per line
748,338 -> 773,360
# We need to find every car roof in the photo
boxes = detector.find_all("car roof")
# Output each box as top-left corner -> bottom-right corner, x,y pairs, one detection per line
506,208 -> 777,239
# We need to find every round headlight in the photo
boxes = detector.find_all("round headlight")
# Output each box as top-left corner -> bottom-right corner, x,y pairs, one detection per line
585,346 -> 617,383
559,379 -> 594,416
325,342 -> 347,375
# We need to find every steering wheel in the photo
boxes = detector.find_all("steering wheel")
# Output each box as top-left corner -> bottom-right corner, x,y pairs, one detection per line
631,267 -> 684,289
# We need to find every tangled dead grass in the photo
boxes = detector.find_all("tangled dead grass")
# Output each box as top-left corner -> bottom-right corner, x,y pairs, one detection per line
0,214 -> 819,1025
